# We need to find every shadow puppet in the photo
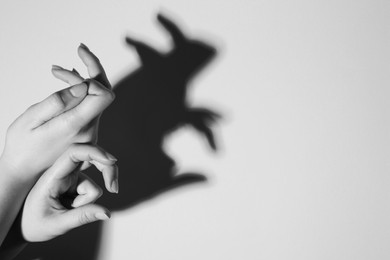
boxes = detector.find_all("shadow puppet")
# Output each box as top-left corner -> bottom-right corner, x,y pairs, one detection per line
15,13 -> 220,260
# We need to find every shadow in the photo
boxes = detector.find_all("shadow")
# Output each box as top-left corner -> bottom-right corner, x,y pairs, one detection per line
15,13 -> 220,260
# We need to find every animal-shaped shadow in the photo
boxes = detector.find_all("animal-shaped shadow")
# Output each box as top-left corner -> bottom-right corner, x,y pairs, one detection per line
15,13 -> 220,260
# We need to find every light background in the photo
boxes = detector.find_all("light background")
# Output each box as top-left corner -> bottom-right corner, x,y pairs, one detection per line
0,0 -> 390,259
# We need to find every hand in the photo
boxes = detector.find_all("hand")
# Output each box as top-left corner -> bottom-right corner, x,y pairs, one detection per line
0,44 -> 114,182
21,144 -> 118,242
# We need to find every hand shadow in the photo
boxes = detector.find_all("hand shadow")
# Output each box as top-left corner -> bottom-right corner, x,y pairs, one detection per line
15,13 -> 220,260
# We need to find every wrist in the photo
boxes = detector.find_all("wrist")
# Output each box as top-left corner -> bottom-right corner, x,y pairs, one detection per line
0,156 -> 35,187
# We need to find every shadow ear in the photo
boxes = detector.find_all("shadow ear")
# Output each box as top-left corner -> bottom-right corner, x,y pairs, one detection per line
125,37 -> 163,64
157,13 -> 186,47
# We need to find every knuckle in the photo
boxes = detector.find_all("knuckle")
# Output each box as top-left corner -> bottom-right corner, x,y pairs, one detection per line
76,120 -> 98,141
61,109 -> 84,131
68,143 -> 82,152
69,143 -> 93,153
49,92 -> 66,110
76,132 -> 97,144
88,79 -> 115,101
103,91 -> 115,104
78,211 -> 94,225
67,143 -> 84,158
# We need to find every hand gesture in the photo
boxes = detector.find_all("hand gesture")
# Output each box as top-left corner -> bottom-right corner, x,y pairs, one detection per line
0,44 -> 114,182
21,144 -> 118,242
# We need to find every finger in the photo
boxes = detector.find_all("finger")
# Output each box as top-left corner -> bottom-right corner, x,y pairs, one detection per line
24,82 -> 88,129
50,144 -> 117,178
52,65 -> 85,85
90,160 -> 119,193
80,161 -> 92,171
72,173 -> 103,208
78,44 -> 111,89
58,79 -> 115,129
55,203 -> 110,234
47,144 -> 118,192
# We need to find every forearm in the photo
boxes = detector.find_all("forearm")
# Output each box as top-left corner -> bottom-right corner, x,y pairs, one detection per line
0,161 -> 34,247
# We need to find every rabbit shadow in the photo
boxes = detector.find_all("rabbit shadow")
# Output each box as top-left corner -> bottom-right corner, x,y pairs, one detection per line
15,13 -> 220,260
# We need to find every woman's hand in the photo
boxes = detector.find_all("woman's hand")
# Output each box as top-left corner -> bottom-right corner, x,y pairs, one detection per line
21,144 -> 118,242
0,44 -> 114,182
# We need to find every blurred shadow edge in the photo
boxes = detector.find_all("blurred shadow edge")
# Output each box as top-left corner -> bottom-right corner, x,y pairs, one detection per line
14,12 -> 221,260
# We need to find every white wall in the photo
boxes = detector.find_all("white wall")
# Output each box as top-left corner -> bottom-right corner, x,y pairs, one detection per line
0,0 -> 389,259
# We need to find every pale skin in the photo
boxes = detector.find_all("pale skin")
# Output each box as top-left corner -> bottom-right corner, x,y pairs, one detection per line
22,144 -> 118,242
0,44 -> 117,258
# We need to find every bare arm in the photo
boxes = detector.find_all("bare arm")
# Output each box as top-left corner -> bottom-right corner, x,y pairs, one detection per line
0,44 -> 113,256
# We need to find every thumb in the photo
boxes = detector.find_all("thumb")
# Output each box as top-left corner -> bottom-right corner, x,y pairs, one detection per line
24,82 -> 88,129
56,204 -> 110,233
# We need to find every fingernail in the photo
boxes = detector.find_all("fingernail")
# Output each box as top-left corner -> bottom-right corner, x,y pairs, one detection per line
95,212 -> 110,220
69,83 -> 88,97
79,43 -> 90,50
105,152 -> 117,162
111,179 -> 119,193
52,64 -> 63,70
